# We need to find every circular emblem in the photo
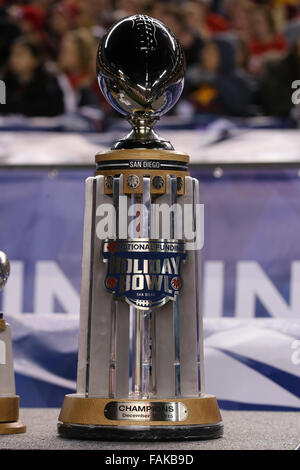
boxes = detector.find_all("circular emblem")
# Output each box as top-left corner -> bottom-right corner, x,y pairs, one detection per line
127,174 -> 140,189
103,239 -> 187,310
152,175 -> 165,190
106,276 -> 117,289
177,177 -> 183,191
107,241 -> 116,254
171,277 -> 181,290
105,175 -> 113,189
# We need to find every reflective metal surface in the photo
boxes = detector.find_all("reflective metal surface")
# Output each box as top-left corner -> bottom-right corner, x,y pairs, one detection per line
97,14 -> 185,150
78,176 -> 204,401
0,251 -> 10,291
104,401 -> 188,422
170,176 -> 181,397
109,176 -> 121,398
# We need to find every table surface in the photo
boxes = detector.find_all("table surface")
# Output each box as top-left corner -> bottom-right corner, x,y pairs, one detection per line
0,409 -> 300,450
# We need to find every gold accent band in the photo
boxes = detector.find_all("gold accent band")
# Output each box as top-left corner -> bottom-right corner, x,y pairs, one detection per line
0,421 -> 26,435
95,169 -> 188,195
95,149 -> 190,195
0,318 -> 6,331
0,396 -> 20,422
59,394 -> 222,427
95,149 -> 190,163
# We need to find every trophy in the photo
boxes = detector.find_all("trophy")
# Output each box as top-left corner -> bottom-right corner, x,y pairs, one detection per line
58,14 -> 223,440
0,251 -> 26,435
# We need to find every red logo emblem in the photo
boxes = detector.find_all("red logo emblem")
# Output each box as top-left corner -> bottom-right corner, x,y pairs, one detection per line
107,241 -> 116,254
171,277 -> 181,290
106,276 -> 117,289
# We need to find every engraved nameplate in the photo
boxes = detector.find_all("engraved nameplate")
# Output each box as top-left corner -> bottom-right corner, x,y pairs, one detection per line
104,401 -> 188,422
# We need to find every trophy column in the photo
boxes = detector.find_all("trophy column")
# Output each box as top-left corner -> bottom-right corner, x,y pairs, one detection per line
58,149 -> 223,440
0,252 -> 26,435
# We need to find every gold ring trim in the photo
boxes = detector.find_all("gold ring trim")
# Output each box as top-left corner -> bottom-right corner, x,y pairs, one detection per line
0,319 -> 6,331
59,395 -> 222,427
0,421 -> 26,435
95,149 -> 189,164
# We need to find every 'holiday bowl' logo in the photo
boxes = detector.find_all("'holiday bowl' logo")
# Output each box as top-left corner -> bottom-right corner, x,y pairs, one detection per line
102,239 -> 186,310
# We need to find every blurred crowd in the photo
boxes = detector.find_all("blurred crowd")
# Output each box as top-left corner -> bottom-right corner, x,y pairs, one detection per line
0,0 -> 300,128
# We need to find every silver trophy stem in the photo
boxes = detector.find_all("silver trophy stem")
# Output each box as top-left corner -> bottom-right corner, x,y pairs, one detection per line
129,179 -> 154,398
128,193 -> 141,397
193,178 -> 205,395
113,112 -> 174,150
129,113 -> 159,143
141,177 -> 153,398
109,299 -> 117,397
128,193 -> 139,397
108,177 -> 120,397
84,178 -> 96,397
170,175 -> 181,397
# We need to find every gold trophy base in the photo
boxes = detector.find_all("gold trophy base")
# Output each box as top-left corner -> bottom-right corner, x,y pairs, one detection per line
0,421 -> 26,435
0,396 -> 26,435
58,394 -> 223,441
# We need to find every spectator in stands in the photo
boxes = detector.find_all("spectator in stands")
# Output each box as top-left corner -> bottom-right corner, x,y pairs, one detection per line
45,3 -> 79,61
9,4 -> 46,44
184,2 -> 228,38
183,2 -> 212,39
235,37 -> 250,73
199,0 -> 229,34
271,0 -> 300,26
58,28 -> 101,109
73,0 -> 106,29
259,37 -> 300,119
226,0 -> 253,42
154,4 -> 204,68
0,37 -> 65,117
248,5 -> 288,74
0,7 -> 21,70
114,0 -> 146,18
185,38 -> 253,116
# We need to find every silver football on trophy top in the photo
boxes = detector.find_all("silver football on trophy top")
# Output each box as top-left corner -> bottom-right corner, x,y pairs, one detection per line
97,14 -> 185,150
0,251 -> 10,291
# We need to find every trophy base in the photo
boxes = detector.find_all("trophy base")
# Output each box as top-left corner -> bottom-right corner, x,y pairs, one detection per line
57,422 -> 223,441
0,421 -> 26,435
0,396 -> 26,434
58,394 -> 223,441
